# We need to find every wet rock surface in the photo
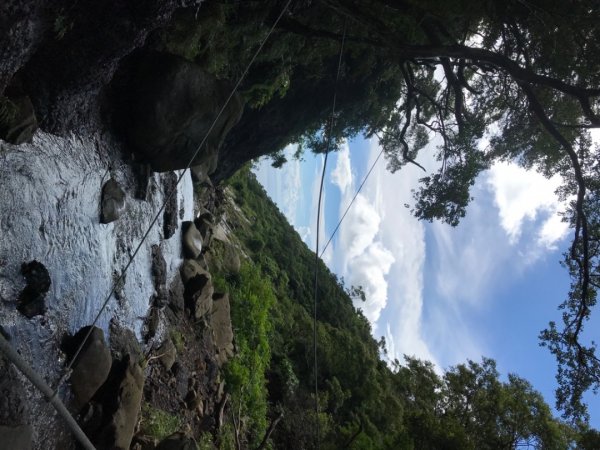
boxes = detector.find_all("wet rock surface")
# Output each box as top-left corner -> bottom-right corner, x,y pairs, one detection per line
17,260 -> 50,318
100,178 -> 126,224
162,172 -> 179,240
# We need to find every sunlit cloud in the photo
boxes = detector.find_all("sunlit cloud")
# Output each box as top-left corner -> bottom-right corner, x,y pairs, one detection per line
487,161 -> 568,249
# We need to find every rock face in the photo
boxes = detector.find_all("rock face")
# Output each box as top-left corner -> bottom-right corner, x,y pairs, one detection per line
100,178 -> 126,224
122,51 -> 244,172
0,424 -> 32,450
181,260 -> 213,320
182,221 -> 203,259
68,326 -> 112,410
210,293 -> 234,367
17,260 -> 50,318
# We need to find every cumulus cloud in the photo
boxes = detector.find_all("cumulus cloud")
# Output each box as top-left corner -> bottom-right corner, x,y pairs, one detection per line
331,143 -> 353,192
487,161 -> 568,249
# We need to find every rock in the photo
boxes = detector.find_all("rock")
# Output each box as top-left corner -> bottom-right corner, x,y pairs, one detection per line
181,221 -> 202,259
159,338 -> 176,371
146,307 -> 160,340
194,215 -> 213,243
17,260 -> 50,318
179,260 -> 207,285
162,172 -> 178,240
210,293 -> 234,367
167,272 -> 185,312
68,326 -> 112,410
100,178 -> 126,224
220,242 -> 241,275
103,357 -> 145,450
124,51 -> 244,172
0,424 -> 32,450
151,245 -> 168,308
156,433 -> 198,450
180,260 -> 213,320
109,320 -> 143,364
0,94 -> 37,144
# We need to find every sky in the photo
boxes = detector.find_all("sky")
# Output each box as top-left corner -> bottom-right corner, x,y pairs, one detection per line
254,135 -> 600,427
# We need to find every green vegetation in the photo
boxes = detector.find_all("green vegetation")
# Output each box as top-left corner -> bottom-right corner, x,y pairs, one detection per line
158,0 -> 600,420
140,403 -> 183,442
214,263 -> 276,448
214,166 -> 600,449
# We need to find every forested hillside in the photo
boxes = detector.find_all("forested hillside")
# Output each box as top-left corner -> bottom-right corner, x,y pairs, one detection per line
210,166 -> 600,449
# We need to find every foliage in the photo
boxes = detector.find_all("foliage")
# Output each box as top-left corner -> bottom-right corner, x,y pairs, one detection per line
188,0 -> 600,422
217,263 -> 276,448
219,167 -> 598,449
140,403 -> 182,441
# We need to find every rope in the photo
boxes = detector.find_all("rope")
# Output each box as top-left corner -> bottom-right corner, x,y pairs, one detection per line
313,19 -> 347,450
0,335 -> 96,450
320,146 -> 385,258
52,0 -> 292,394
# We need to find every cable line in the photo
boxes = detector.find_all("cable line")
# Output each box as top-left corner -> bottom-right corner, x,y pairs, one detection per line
313,19 -> 347,450
320,146 -> 385,258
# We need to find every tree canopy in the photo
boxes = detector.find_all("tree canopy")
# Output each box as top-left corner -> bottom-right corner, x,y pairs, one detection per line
163,0 -> 600,423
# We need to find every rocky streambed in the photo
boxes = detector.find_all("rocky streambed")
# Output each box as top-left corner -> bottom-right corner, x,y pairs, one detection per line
0,131 -> 237,449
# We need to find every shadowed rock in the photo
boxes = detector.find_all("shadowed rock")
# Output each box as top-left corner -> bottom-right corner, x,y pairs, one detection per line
100,178 -> 126,224
122,51 -> 244,173
67,326 -> 112,410
17,260 -> 50,318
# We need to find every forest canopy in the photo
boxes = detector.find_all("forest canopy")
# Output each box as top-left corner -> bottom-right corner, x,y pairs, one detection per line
163,0 -> 600,423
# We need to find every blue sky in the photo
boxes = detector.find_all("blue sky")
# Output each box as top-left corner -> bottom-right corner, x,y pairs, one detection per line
254,135 -> 600,427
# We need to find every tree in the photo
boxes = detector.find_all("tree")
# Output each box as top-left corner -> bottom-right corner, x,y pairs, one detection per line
204,0 -> 600,423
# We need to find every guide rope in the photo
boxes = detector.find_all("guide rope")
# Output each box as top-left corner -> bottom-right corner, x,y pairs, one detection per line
313,19 -> 347,450
50,0 -> 292,401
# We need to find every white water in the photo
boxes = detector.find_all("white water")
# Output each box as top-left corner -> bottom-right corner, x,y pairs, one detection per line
0,131 -> 194,447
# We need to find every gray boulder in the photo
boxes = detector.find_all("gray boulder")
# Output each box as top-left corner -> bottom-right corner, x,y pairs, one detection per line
158,338 -> 176,371
96,357 -> 145,450
100,178 -> 126,224
125,52 -> 244,173
70,326 -> 112,410
181,221 -> 202,259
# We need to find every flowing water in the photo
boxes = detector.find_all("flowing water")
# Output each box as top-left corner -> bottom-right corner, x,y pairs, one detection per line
0,131 -> 194,447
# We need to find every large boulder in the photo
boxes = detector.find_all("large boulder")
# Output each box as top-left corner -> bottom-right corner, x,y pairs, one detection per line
181,221 -> 202,259
123,51 -> 244,173
94,356 -> 145,450
68,326 -> 112,410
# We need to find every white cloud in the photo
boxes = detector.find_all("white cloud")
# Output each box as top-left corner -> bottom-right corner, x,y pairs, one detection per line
254,144 -> 303,227
331,143 -> 352,192
487,161 -> 568,248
